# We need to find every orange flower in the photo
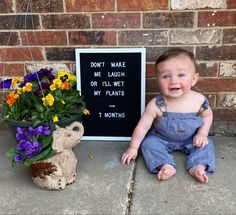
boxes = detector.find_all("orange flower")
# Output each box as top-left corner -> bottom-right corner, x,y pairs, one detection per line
6,92 -> 19,107
61,81 -> 69,90
25,83 -> 32,92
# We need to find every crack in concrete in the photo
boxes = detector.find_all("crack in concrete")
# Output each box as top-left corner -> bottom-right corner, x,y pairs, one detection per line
125,161 -> 137,215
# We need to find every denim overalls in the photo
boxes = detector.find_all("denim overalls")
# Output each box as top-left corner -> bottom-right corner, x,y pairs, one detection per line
141,95 -> 215,174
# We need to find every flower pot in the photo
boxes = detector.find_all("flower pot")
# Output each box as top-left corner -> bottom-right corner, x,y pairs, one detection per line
30,121 -> 84,190
56,113 -> 83,127
6,114 -> 83,134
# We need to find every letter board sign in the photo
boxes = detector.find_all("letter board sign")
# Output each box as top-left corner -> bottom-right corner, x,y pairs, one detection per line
76,48 -> 146,141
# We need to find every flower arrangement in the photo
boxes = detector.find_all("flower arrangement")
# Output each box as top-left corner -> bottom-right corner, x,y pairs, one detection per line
0,68 -> 89,166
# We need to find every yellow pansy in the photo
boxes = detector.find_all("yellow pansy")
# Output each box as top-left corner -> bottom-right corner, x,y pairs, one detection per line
83,108 -> 90,115
11,77 -> 24,87
53,116 -> 59,122
68,74 -> 76,82
50,84 -> 57,91
17,87 -> 23,95
57,71 -> 76,84
54,78 -> 62,87
50,79 -> 63,91
58,71 -> 69,80
42,93 -> 55,107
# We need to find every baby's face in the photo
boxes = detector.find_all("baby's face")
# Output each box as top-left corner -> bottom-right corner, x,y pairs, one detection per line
157,54 -> 199,99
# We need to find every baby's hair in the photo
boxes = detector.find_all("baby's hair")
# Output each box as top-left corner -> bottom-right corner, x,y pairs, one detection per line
155,48 -> 197,72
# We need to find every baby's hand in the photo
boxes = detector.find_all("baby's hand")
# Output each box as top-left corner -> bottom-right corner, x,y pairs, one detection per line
121,147 -> 138,164
193,133 -> 208,148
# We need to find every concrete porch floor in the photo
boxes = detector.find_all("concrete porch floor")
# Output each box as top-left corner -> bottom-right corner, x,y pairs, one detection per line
0,127 -> 235,214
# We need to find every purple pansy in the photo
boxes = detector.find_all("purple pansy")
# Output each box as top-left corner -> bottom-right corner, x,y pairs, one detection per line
25,141 -> 42,158
14,152 -> 23,163
17,139 -> 27,150
0,78 -> 12,89
42,125 -> 51,136
14,125 -> 51,163
16,127 -> 28,141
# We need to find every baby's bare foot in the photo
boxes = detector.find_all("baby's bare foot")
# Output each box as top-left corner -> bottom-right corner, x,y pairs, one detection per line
157,164 -> 176,181
188,165 -> 208,183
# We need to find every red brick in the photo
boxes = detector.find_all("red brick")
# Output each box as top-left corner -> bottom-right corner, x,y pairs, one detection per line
212,120 -> 236,135
69,31 -> 116,45
46,48 -> 75,61
0,48 -> 44,61
198,11 -> 236,27
92,13 -> 140,28
205,94 -> 216,107
213,108 -> 236,120
42,14 -> 90,29
0,0 -> 13,13
195,78 -> 236,92
146,47 -> 193,61
146,47 -> 168,62
16,0 -> 63,12
227,0 -> 236,8
0,64 -> 25,76
223,29 -> 236,44
118,0 -> 168,11
196,45 -> 236,61
66,0 -> 115,11
0,32 -> 19,46
119,30 -> 167,46
144,12 -> 194,28
21,31 -> 67,46
196,62 -> 218,77
146,78 -> 158,92
0,15 -> 40,29
146,63 -> 156,78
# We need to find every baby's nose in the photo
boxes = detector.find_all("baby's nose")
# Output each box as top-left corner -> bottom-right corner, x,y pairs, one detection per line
170,76 -> 178,84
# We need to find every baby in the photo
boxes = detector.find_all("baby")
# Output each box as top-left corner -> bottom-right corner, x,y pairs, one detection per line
121,48 -> 215,183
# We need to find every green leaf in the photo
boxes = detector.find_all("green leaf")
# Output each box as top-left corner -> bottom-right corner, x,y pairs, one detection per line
33,120 -> 42,127
0,117 -> 6,123
40,135 -> 53,148
6,148 -> 16,160
55,90 -> 62,97
21,109 -> 28,116
40,149 -> 57,161
35,103 -> 45,113
24,147 -> 56,166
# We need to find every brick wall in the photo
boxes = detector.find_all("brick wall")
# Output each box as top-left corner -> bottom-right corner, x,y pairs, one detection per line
0,0 -> 236,135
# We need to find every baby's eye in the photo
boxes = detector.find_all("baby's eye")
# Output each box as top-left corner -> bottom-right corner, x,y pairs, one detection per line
178,73 -> 186,77
162,74 -> 170,79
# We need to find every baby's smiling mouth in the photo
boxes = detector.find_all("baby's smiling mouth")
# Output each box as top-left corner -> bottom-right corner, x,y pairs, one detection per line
169,87 -> 180,91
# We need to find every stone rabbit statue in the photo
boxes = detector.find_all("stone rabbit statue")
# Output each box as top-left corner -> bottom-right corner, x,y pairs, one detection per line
30,121 -> 84,190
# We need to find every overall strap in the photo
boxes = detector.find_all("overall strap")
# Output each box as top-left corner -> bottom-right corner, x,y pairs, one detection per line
198,97 -> 209,115
155,95 -> 167,116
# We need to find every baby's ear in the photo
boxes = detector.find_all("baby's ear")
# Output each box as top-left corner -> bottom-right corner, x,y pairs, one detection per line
192,72 -> 199,86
